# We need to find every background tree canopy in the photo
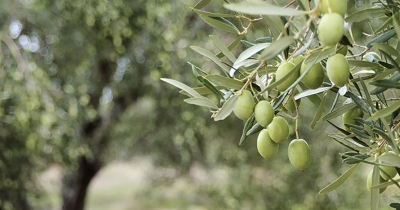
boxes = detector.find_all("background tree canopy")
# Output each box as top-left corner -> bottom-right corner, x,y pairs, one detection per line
0,0 -> 399,210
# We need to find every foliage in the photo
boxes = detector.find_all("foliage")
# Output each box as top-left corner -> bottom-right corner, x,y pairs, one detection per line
163,0 -> 400,209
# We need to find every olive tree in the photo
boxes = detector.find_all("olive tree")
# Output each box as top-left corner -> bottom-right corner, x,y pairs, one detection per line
164,0 -> 400,209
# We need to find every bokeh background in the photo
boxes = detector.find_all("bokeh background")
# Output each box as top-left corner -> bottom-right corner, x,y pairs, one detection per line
0,0 -> 395,209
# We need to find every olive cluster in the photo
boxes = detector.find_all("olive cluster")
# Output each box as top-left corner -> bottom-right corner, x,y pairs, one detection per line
231,0 -> 356,171
234,90 -> 311,171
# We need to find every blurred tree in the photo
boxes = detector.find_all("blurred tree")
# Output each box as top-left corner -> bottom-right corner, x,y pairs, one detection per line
0,0 -> 221,209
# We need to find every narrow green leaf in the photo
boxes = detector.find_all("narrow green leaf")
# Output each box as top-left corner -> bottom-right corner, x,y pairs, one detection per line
371,72 -> 400,94
191,9 -> 237,18
224,1 -> 308,16
213,95 -> 238,121
184,97 -> 218,109
347,60 -> 383,70
201,77 -> 225,99
345,8 -> 389,23
246,123 -> 264,136
370,80 -> 400,89
319,164 -> 359,194
372,43 -> 400,59
393,18 -> 400,41
294,87 -> 330,101
236,43 -> 270,65
366,29 -> 396,48
210,35 -> 236,63
259,36 -> 295,61
368,100 -> 400,120
303,47 -> 336,65
180,86 -> 226,96
161,78 -> 201,98
310,92 -> 326,129
206,75 -> 244,90
322,103 -> 357,121
217,34 -> 246,58
200,15 -> 239,34
190,46 -> 230,72
193,0 -> 211,9
379,152 -> 400,168
239,114 -> 255,145
371,165 -> 380,210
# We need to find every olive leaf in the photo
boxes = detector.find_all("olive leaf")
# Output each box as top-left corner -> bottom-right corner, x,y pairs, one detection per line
224,1 -> 308,16
213,95 -> 238,121
319,163 -> 360,194
368,100 -> 400,121
210,35 -> 236,63
199,15 -> 239,34
190,46 -> 230,73
184,97 -> 218,109
161,78 -> 201,98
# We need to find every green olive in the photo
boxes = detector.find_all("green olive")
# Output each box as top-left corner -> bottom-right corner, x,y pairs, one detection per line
268,116 -> 289,143
342,107 -> 363,131
288,139 -> 311,170
257,129 -> 279,159
233,90 -> 254,121
326,54 -> 350,87
379,152 -> 398,180
319,0 -> 348,17
255,100 -> 274,127
367,170 -> 387,193
275,62 -> 298,92
283,89 -> 300,112
318,13 -> 344,46
300,61 -> 324,89
289,55 -> 304,66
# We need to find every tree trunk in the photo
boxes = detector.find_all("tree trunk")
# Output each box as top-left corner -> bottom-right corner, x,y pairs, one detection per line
61,156 -> 101,210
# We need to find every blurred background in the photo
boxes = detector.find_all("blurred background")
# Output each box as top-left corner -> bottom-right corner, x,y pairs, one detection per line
0,0 -> 395,209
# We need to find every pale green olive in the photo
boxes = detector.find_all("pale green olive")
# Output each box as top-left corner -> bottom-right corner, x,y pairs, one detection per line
268,116 -> 289,143
255,100 -> 274,127
318,13 -> 344,46
233,90 -> 254,121
326,54 -> 350,87
300,61 -> 324,89
288,139 -> 311,170
319,0 -> 348,17
275,62 -> 298,92
257,129 -> 279,159
342,107 -> 363,131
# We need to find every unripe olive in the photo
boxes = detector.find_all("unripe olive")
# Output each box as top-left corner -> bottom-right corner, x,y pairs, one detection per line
255,100 -> 274,127
367,170 -> 387,193
342,107 -> 363,131
268,116 -> 289,143
318,13 -> 344,46
288,139 -> 311,170
379,152 -> 398,180
380,165 -> 397,181
319,0 -> 348,17
234,90 -> 255,121
326,54 -> 350,87
275,62 -> 298,92
283,89 -> 300,112
300,61 -> 324,89
289,55 -> 304,66
257,129 -> 279,159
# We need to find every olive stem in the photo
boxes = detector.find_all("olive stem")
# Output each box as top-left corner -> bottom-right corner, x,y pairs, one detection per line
239,62 -> 266,94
